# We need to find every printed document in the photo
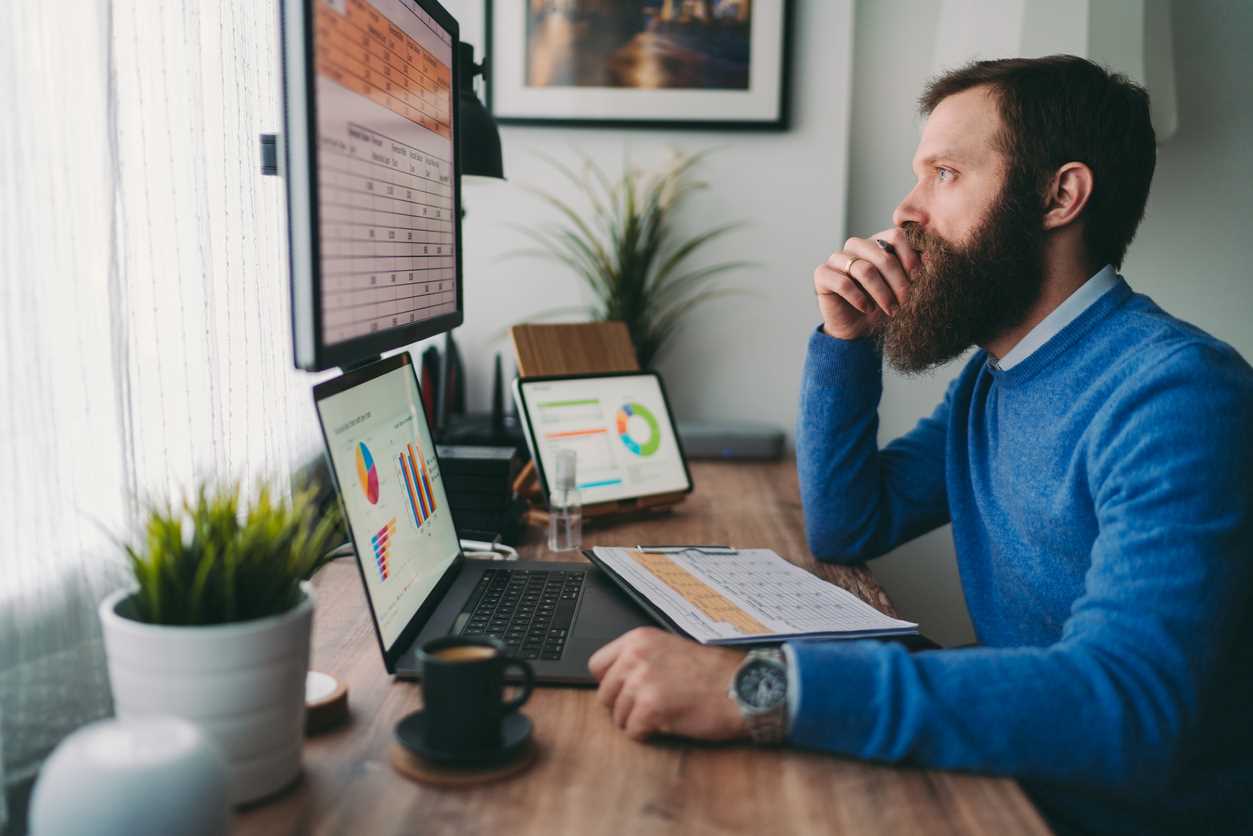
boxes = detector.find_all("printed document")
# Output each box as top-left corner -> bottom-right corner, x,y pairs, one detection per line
591,547 -> 918,645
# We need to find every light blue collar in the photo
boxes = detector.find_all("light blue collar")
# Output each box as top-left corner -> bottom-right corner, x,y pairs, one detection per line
994,265 -> 1120,371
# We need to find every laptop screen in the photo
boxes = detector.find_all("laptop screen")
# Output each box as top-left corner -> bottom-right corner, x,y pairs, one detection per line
315,360 -> 460,650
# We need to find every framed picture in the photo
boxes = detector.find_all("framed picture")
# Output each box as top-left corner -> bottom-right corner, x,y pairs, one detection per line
485,0 -> 793,130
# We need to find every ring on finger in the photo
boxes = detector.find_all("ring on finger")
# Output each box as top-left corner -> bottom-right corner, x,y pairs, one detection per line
845,255 -> 865,275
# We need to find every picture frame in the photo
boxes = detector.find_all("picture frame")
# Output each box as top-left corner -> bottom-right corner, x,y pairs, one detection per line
485,0 -> 793,131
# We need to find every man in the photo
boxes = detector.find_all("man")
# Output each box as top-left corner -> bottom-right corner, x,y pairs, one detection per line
589,56 -> 1252,835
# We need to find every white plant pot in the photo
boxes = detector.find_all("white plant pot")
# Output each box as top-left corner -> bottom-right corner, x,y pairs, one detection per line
98,582 -> 314,805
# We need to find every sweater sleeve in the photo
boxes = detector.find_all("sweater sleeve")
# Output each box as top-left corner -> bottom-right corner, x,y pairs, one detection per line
795,327 -> 953,563
785,344 -> 1253,794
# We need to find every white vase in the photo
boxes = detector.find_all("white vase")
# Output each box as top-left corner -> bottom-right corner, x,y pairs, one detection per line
98,582 -> 314,805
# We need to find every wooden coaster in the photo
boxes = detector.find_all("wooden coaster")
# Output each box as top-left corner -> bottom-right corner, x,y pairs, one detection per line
389,740 -> 539,788
305,671 -> 349,735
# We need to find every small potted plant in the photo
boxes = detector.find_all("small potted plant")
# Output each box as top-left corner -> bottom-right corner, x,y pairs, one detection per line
513,149 -> 753,369
98,482 -> 339,805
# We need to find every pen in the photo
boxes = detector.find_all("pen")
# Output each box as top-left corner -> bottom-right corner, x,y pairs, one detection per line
634,544 -> 738,554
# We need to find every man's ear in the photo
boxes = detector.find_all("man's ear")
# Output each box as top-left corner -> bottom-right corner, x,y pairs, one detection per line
1042,162 -> 1094,231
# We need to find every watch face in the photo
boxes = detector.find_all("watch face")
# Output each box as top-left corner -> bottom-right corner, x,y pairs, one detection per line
735,662 -> 786,709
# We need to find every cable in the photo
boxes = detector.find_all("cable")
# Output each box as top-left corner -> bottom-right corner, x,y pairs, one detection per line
325,541 -> 355,561
459,537 -> 518,561
325,537 -> 518,562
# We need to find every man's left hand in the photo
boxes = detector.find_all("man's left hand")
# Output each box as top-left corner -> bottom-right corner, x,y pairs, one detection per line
588,627 -> 749,742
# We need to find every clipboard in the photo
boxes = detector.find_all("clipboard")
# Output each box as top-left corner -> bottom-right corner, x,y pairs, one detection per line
583,548 -> 714,642
583,547 -> 920,646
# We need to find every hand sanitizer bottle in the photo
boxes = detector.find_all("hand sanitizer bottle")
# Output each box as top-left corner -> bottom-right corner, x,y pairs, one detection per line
548,449 -> 582,552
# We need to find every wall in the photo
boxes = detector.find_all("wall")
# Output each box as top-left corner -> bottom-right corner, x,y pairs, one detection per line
847,0 -> 1253,646
424,0 -> 854,436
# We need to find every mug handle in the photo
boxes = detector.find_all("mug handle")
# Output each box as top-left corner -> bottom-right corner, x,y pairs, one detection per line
500,656 -> 535,713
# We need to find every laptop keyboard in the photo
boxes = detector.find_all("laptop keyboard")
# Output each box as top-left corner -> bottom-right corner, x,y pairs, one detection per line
457,568 -> 586,661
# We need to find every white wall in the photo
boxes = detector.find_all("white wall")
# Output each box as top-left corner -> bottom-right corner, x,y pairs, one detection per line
848,0 -> 1253,646
426,0 -> 854,435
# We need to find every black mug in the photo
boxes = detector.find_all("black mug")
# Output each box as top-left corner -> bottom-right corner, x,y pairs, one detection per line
416,635 -> 535,753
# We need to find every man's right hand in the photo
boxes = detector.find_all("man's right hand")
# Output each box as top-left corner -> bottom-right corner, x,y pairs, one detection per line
812,227 -> 921,340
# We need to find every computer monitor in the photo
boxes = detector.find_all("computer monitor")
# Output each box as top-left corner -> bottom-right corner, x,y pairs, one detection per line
279,0 -> 463,371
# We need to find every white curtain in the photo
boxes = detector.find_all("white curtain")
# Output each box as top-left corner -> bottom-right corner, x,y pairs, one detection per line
1,1 -> 323,820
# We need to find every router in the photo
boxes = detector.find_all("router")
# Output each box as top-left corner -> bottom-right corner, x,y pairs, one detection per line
676,420 -> 785,461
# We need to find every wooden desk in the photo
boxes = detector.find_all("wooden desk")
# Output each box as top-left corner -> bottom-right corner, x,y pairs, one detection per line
236,460 -> 1050,835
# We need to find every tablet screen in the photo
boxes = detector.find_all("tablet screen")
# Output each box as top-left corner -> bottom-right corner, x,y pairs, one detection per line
517,373 -> 691,505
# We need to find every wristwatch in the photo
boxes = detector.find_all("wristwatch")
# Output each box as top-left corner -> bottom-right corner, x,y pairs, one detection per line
729,648 -> 789,744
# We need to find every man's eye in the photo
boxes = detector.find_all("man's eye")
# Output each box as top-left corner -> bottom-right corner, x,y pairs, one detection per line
936,167 -> 955,183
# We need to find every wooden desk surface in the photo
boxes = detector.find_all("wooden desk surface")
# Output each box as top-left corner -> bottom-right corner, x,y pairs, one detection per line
236,460 -> 1050,836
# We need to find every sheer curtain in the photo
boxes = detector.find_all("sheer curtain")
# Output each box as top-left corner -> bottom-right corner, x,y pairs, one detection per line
1,1 -> 323,823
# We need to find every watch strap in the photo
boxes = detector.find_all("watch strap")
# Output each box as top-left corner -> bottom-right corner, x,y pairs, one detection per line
735,648 -> 789,745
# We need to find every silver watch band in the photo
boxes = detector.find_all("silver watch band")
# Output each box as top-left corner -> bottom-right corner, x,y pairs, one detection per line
737,648 -> 789,745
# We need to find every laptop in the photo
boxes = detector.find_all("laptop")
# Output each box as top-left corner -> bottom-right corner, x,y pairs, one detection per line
313,353 -> 656,685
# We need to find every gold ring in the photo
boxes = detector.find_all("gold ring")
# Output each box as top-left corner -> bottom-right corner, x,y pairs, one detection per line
845,256 -> 864,275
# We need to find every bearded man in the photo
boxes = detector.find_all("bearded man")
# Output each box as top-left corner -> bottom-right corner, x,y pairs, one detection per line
589,55 -> 1253,835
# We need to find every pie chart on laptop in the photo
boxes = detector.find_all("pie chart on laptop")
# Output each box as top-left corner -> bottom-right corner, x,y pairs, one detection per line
356,441 -> 380,504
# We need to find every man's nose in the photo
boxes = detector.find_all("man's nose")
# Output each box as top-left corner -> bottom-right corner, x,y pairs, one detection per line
892,185 -> 926,229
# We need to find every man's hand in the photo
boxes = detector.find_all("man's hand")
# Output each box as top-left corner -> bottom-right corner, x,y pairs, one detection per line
813,227 -> 921,340
588,627 -> 749,743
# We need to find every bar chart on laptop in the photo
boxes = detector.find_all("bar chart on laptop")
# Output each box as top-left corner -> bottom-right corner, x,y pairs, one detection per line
397,435 -> 439,531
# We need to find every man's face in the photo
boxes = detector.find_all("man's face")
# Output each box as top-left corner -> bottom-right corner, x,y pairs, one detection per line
882,86 -> 1046,373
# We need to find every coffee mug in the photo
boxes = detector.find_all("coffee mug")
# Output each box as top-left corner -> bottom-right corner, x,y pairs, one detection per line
416,635 -> 535,753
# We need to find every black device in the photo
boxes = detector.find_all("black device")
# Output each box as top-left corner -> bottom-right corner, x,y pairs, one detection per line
435,444 -> 526,544
277,0 -> 465,371
313,353 -> 655,685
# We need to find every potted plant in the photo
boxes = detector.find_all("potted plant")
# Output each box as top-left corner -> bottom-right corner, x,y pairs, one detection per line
513,150 -> 753,369
98,483 -> 339,805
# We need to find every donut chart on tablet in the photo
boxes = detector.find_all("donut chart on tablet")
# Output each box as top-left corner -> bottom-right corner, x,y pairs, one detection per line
617,403 -> 661,457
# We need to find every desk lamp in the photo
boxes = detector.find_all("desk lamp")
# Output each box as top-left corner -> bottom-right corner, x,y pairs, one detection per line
458,42 -> 505,182
438,42 -> 517,451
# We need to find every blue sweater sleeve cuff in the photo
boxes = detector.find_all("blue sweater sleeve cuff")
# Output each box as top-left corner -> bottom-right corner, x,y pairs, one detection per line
803,325 -> 883,393
784,639 -> 889,752
781,642 -> 801,734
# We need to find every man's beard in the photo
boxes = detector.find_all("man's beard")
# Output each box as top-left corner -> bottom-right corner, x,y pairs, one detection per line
878,171 -> 1046,374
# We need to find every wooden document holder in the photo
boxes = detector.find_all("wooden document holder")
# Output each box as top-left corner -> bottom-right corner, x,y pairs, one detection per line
509,322 -> 687,522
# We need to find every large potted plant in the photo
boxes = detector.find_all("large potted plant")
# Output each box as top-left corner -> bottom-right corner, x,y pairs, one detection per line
99,483 -> 339,805
514,150 -> 752,368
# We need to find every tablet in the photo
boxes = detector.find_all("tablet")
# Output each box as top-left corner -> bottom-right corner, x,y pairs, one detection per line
514,371 -> 693,507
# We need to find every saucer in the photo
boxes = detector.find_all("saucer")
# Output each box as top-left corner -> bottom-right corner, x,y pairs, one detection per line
395,710 -> 533,766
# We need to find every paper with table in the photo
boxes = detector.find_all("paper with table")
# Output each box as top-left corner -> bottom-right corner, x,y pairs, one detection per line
590,547 -> 918,645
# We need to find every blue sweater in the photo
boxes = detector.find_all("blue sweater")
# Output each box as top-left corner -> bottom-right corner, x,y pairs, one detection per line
790,278 -> 1253,835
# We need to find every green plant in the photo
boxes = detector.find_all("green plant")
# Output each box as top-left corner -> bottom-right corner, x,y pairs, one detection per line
121,483 -> 340,626
513,149 -> 753,368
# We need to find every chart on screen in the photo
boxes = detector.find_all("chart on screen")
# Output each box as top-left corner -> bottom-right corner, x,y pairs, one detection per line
335,407 -> 451,639
522,374 -> 691,505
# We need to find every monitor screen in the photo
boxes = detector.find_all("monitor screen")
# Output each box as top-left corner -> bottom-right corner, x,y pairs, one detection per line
516,373 -> 693,506
315,359 -> 461,650
282,0 -> 463,371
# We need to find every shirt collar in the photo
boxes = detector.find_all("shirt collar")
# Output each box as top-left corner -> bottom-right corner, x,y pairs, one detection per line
992,265 -> 1120,371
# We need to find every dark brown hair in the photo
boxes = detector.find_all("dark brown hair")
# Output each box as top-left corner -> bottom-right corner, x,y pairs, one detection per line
920,55 -> 1156,270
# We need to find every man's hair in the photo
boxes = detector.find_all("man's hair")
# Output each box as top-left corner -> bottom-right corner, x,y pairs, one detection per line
920,55 -> 1156,270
